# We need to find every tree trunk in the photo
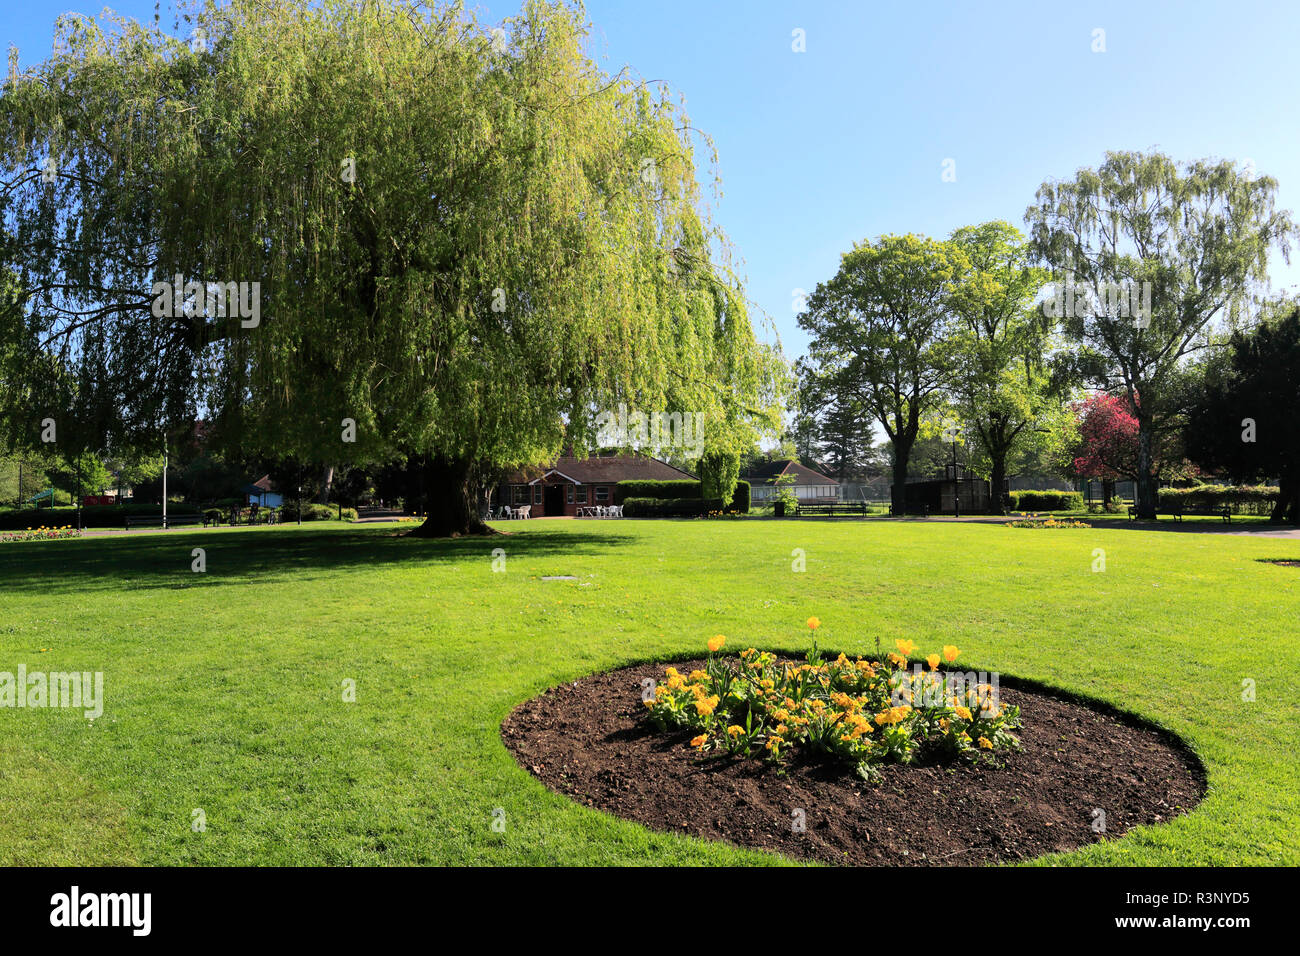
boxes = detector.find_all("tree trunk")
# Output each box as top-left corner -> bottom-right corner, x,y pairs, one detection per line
408,456 -> 497,537
989,455 -> 1007,515
890,441 -> 911,515
1102,479 -> 1114,509
317,465 -> 334,505
1272,475 -> 1300,524
1134,421 -> 1158,519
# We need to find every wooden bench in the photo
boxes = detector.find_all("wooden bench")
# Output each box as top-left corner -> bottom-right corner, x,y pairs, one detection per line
794,502 -> 869,517
1128,505 -> 1231,523
124,514 -> 206,530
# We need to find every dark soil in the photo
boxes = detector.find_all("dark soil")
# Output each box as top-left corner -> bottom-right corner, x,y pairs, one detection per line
501,659 -> 1206,866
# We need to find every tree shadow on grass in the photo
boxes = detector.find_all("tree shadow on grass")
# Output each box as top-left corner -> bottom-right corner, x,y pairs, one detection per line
0,525 -> 636,594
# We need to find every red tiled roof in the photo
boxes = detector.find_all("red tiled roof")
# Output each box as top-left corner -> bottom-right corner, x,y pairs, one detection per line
741,459 -> 838,486
503,453 -> 696,485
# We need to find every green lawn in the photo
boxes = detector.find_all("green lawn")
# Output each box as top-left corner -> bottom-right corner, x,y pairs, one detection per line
0,518 -> 1296,865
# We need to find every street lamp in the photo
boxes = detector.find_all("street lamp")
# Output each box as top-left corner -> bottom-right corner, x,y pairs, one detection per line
944,424 -> 961,517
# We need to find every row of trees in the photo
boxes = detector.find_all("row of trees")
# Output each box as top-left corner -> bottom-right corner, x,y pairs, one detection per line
796,151 -> 1294,518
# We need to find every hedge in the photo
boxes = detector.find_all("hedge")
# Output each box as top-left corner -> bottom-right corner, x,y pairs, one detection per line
1158,484 -> 1278,516
616,479 -> 749,514
0,503 -> 200,530
278,501 -> 357,522
1008,490 -> 1084,512
622,496 -> 726,517
615,480 -> 701,502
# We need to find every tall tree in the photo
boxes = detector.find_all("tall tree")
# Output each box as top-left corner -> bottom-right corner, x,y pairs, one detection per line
947,221 -> 1061,513
1025,151 -> 1293,518
1185,307 -> 1300,522
0,0 -> 780,536
797,234 -> 963,513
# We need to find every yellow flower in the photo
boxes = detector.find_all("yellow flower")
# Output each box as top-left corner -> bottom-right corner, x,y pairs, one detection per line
942,645 -> 960,662
978,736 -> 993,750
707,634 -> 726,653
690,734 -> 708,749
926,653 -> 941,670
954,706 -> 972,721
688,670 -> 708,682
726,725 -> 744,738
695,695 -> 719,716
807,616 -> 821,631
895,639 -> 915,656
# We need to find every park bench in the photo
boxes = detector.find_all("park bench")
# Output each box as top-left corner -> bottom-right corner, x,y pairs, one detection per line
1127,504 -> 1231,523
124,513 -> 205,531
794,502 -> 869,517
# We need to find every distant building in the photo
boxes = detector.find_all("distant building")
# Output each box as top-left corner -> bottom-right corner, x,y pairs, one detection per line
742,459 -> 839,504
497,452 -> 696,517
242,475 -> 284,509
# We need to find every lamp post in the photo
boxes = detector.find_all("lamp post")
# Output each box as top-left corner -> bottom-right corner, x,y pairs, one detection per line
944,425 -> 961,518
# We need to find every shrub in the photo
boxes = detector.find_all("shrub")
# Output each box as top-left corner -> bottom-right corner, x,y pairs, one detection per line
1158,484 -> 1278,516
616,480 -> 702,502
340,507 -> 359,522
203,509 -> 224,524
617,479 -> 749,513
729,480 -> 750,514
644,623 -> 1020,781
622,496 -> 724,517
0,503 -> 200,530
1008,490 -> 1084,511
278,501 -> 338,521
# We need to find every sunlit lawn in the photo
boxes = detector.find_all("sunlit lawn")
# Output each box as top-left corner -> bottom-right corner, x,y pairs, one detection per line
0,517 -> 1296,865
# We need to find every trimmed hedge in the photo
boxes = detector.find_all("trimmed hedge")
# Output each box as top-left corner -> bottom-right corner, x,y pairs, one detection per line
0,503 -> 199,530
616,479 -> 749,514
615,480 -> 701,502
1008,490 -> 1084,512
729,480 -> 750,514
622,496 -> 725,517
1158,484 -> 1278,516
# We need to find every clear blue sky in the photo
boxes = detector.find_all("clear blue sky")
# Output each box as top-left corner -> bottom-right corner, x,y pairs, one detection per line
9,0 -> 1300,359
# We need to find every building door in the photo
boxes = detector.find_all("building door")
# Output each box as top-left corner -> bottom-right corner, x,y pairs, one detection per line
544,484 -> 564,516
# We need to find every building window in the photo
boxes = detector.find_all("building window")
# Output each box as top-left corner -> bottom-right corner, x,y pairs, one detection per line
566,485 -> 574,504
595,486 -> 610,502
533,485 -> 543,505
577,485 -> 588,503
512,486 -> 527,505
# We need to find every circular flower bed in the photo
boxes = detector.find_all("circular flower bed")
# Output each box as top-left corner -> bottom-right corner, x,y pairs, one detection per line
503,635 -> 1205,866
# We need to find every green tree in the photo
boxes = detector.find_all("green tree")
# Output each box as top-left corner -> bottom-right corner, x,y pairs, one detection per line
0,0 -> 780,536
1025,151 -> 1293,518
1185,306 -> 1300,522
797,234 -> 964,514
947,221 -> 1065,513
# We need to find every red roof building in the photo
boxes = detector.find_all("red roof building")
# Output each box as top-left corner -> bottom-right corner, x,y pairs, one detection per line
496,453 -> 696,517
741,459 -> 840,503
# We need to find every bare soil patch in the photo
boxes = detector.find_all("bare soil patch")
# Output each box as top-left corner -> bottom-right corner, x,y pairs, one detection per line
502,659 -> 1205,866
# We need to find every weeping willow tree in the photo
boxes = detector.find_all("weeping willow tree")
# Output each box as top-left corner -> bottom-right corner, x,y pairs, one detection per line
0,0 -> 784,534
